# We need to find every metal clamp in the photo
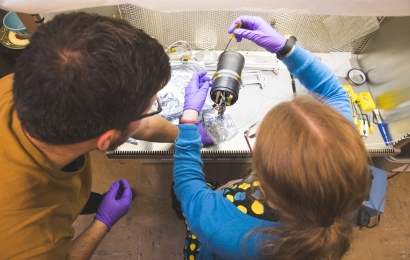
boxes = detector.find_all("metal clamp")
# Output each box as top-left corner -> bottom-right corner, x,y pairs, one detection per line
241,70 -> 266,89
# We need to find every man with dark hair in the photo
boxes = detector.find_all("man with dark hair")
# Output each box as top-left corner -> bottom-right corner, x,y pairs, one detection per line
0,12 -> 178,259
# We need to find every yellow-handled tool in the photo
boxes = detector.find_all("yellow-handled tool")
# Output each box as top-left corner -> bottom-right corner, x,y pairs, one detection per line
222,22 -> 242,53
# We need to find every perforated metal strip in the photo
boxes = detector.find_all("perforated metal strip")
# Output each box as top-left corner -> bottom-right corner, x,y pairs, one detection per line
44,5 -> 379,54
106,149 -> 252,159
367,148 -> 401,156
106,148 -> 398,159
119,4 -> 379,54
392,133 -> 410,149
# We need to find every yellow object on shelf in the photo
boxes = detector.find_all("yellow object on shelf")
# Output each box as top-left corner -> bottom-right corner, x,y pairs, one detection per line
342,85 -> 358,103
181,54 -> 191,60
369,122 -> 374,134
377,86 -> 410,110
358,92 -> 376,111
358,119 -> 362,134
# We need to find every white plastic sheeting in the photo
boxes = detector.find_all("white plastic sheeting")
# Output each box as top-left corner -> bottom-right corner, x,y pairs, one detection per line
0,0 -> 409,16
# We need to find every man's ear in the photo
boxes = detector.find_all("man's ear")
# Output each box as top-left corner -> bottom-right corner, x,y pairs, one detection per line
97,129 -> 116,151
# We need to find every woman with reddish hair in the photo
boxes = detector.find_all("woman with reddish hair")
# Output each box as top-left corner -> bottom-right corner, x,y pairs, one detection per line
174,16 -> 371,260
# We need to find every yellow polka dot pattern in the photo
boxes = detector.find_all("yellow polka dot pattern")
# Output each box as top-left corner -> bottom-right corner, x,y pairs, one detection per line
238,183 -> 251,190
237,205 -> 247,214
183,178 -> 276,260
221,179 -> 277,221
251,200 -> 264,215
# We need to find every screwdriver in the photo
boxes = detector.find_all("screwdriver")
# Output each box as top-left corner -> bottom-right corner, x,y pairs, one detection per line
373,109 -> 391,146
222,21 -> 242,53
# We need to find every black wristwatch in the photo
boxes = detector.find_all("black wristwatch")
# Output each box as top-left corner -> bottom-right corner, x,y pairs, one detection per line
276,36 -> 297,59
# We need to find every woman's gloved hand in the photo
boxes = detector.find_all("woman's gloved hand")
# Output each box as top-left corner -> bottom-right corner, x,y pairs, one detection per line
228,15 -> 286,54
198,121 -> 214,145
183,71 -> 212,113
95,178 -> 132,230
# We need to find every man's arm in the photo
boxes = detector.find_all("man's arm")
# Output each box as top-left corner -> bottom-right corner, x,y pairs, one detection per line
132,114 -> 179,143
68,220 -> 108,260
69,179 -> 132,260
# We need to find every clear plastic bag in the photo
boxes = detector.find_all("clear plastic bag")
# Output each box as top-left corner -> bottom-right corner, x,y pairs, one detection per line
152,62 -> 213,124
126,137 -> 138,145
202,109 -> 238,144
152,61 -> 238,144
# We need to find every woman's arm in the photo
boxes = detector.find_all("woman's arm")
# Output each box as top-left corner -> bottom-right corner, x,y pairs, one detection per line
173,73 -> 248,256
173,123 -> 210,206
281,44 -> 353,122
229,16 -> 352,122
173,72 -> 216,220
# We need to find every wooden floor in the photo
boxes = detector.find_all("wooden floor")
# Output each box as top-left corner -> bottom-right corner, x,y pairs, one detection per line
72,150 -> 410,259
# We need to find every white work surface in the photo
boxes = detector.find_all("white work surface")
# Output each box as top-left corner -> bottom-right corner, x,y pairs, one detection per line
112,68 -> 294,160
109,55 -> 395,161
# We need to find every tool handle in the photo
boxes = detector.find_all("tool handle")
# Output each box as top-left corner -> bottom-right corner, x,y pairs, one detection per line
377,123 -> 391,147
230,21 -> 242,39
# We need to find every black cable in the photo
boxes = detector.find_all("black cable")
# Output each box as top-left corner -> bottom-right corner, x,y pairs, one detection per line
366,214 -> 381,228
290,74 -> 296,95
358,103 -> 366,119
354,166 -> 408,229
388,171 -> 401,179
353,206 -> 370,230
352,103 -> 360,118
357,208 -> 364,230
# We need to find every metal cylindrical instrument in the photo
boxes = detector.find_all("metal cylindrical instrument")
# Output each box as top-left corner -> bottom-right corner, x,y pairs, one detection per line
210,51 -> 245,106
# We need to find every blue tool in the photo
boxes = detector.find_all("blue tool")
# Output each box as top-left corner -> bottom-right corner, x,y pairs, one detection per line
373,109 -> 391,146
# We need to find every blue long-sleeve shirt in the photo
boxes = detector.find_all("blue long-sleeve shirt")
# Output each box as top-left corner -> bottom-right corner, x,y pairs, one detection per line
173,44 -> 352,260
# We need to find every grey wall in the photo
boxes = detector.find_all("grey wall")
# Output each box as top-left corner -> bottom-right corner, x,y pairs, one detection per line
358,17 -> 410,146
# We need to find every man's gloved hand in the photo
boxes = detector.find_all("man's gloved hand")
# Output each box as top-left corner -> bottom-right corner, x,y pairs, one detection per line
95,178 -> 132,230
198,121 -> 214,145
228,15 -> 286,54
183,71 -> 212,113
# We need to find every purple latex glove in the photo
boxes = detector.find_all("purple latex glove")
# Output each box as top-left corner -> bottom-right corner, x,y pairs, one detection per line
198,121 -> 214,145
95,178 -> 132,230
228,16 -> 286,53
183,71 -> 212,113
